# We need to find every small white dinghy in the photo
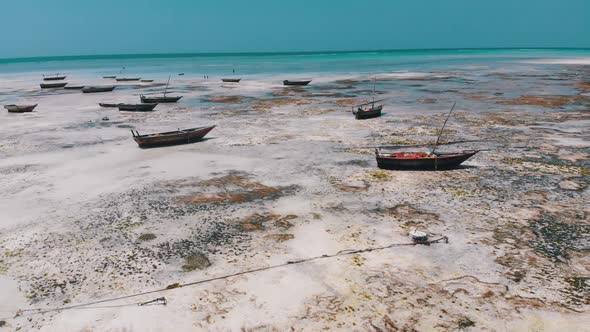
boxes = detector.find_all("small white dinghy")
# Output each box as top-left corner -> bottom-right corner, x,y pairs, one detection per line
409,230 -> 429,244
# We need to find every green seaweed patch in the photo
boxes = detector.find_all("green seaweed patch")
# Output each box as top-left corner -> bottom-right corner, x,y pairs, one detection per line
457,317 -> 476,329
182,252 -> 211,271
366,170 -> 391,181
530,214 -> 590,262
505,158 -> 590,176
138,233 -> 157,241
563,276 -> 590,305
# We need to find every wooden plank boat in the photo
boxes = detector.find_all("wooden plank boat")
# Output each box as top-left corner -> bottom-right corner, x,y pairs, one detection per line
99,102 -> 120,108
131,125 -> 215,148
118,103 -> 157,112
82,86 -> 116,93
353,103 -> 383,120
40,82 -> 67,89
43,74 -> 66,81
221,78 -> 241,83
283,80 -> 312,86
375,149 -> 478,170
140,95 -> 182,103
138,75 -> 183,103
4,104 -> 37,113
103,75 -> 117,79
116,77 -> 141,81
64,85 -> 85,90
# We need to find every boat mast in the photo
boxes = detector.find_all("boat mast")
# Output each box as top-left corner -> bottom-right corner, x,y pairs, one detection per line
372,76 -> 376,107
431,102 -> 456,154
163,75 -> 171,97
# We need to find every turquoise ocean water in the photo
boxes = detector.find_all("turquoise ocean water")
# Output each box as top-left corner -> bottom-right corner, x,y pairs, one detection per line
1,49 -> 589,77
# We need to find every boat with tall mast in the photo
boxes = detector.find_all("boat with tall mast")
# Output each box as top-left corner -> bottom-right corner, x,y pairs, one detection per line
140,75 -> 183,103
352,77 -> 384,120
375,102 -> 479,170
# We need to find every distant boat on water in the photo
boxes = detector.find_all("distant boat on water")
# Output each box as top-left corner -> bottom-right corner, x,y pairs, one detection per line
221,78 -> 241,83
40,82 -> 67,88
103,75 -> 117,79
118,103 -> 157,112
43,74 -> 66,81
141,79 -> 154,82
82,86 -> 116,93
283,80 -> 311,86
4,104 -> 37,113
131,125 -> 215,148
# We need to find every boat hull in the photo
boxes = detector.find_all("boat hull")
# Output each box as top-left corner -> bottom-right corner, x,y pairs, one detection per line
118,103 -> 157,112
116,77 -> 141,81
376,151 -> 478,170
40,82 -> 67,88
354,105 -> 383,119
82,86 -> 116,93
4,104 -> 37,113
99,103 -> 120,108
64,85 -> 85,90
140,95 -> 182,103
132,125 -> 215,148
221,78 -> 241,83
283,80 -> 311,86
43,76 -> 66,81
103,76 -> 117,79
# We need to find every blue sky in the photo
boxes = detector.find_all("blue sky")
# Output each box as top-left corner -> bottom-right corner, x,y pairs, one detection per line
1,0 -> 589,58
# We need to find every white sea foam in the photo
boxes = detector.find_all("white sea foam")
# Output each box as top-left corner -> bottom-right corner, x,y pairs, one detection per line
525,57 -> 590,65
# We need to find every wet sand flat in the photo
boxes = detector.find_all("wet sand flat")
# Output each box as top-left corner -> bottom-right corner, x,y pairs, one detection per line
0,57 -> 589,331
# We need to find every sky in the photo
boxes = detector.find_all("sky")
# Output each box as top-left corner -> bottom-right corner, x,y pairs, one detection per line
1,0 -> 589,58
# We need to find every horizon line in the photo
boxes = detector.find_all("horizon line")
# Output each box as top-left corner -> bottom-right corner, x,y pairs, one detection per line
2,47 -> 590,63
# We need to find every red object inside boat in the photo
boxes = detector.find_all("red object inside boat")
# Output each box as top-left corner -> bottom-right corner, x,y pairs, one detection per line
393,152 -> 432,159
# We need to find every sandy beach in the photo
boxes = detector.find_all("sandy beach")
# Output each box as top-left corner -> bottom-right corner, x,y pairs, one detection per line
0,52 -> 589,331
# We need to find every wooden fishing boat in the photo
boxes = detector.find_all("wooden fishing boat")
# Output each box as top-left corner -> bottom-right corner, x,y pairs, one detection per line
283,80 -> 312,86
4,104 -> 37,113
140,95 -> 182,103
118,103 -> 157,112
116,77 -> 141,82
139,75 -> 183,103
103,75 -> 117,79
354,104 -> 383,119
40,82 -> 67,89
221,78 -> 241,83
375,150 -> 478,170
353,77 -> 384,119
82,86 -> 116,93
43,74 -> 66,81
98,102 -> 120,108
64,85 -> 85,90
131,125 -> 215,148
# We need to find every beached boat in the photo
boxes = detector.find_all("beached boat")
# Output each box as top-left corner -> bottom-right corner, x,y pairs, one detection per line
82,86 -> 116,93
353,78 -> 384,119
64,85 -> 85,90
116,77 -> 141,81
283,80 -> 312,86
118,103 -> 157,112
139,75 -> 182,103
375,149 -> 478,170
374,102 -> 478,170
103,75 -> 117,79
221,78 -> 241,83
140,95 -> 182,103
4,104 -> 37,113
99,102 -> 120,108
43,74 -> 66,81
40,82 -> 67,89
131,125 -> 215,148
